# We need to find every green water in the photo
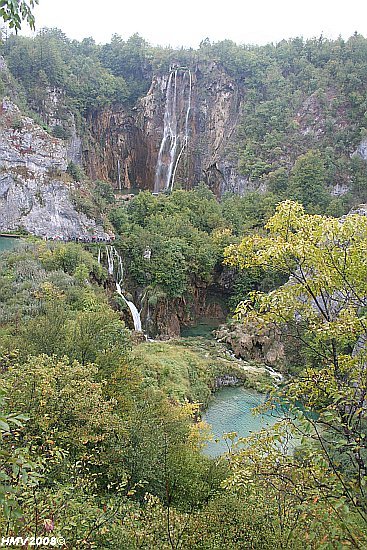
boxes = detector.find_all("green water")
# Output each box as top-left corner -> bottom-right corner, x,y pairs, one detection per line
203,386 -> 281,457
180,318 -> 221,338
0,237 -> 19,253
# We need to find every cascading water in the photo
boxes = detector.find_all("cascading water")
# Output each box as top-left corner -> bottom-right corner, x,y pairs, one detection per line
117,159 -> 122,191
116,282 -> 142,333
171,69 -> 192,192
100,245 -> 142,332
154,68 -> 192,193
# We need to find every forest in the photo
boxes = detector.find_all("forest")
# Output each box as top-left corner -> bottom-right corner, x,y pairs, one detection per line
1,21 -> 367,550
2,29 -> 367,208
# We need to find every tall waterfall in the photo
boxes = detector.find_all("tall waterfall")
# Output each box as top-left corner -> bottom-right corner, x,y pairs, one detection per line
154,68 -> 192,193
117,159 -> 122,191
101,246 -> 142,332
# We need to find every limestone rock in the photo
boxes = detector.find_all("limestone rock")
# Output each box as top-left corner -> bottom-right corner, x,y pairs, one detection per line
84,62 -> 251,196
353,138 -> 367,162
0,98 -> 106,238
216,319 -> 285,367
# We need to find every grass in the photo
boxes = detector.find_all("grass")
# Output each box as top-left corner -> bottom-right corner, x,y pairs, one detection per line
131,337 -> 274,407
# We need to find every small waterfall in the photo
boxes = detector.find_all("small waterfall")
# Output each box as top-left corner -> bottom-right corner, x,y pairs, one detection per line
116,282 -> 142,332
99,246 -> 142,332
264,365 -> 283,382
105,245 -> 115,276
154,68 -> 192,193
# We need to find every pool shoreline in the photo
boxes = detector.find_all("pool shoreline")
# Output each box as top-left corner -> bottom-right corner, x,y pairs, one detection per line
202,385 -> 281,457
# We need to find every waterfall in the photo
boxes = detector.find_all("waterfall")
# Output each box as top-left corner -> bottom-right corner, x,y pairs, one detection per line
105,245 -> 114,276
154,68 -> 192,193
117,159 -> 121,191
99,246 -> 142,332
171,69 -> 192,192
116,282 -> 142,332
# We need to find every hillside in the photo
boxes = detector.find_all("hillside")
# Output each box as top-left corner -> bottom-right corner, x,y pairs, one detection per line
1,31 -> 367,211
2,28 -> 367,549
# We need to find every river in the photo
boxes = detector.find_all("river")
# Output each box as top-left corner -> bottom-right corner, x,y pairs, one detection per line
203,386 -> 281,457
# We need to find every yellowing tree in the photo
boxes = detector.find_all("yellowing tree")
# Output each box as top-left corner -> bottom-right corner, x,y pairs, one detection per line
225,200 -> 367,533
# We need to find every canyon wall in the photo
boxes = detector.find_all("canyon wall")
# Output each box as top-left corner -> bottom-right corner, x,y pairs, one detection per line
0,98 -> 107,237
84,62 -> 249,195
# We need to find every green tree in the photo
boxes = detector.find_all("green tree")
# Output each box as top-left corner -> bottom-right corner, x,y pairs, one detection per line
225,200 -> 367,529
0,0 -> 37,31
288,150 -> 330,211
0,387 -> 42,534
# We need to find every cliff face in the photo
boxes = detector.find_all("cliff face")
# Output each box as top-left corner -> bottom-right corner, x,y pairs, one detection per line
85,62 -> 248,195
139,269 -> 230,339
0,99 -> 107,238
84,106 -> 154,189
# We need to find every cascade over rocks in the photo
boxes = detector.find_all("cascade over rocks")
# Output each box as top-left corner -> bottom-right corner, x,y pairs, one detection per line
101,245 -> 142,332
154,68 -> 192,193
85,62 -> 249,196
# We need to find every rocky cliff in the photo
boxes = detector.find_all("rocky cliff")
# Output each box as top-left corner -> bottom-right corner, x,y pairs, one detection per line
0,98 -> 107,238
84,62 -> 248,196
138,268 -> 231,339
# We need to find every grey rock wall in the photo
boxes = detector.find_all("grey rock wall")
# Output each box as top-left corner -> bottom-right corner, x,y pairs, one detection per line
0,98 -> 107,238
85,62 -> 252,196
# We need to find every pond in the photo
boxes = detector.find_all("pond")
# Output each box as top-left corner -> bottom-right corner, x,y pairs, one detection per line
180,318 -> 222,338
0,237 -> 20,253
202,386 -> 282,457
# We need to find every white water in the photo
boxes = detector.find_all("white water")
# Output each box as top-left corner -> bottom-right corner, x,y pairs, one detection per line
171,69 -> 192,192
116,282 -> 142,332
265,365 -> 283,382
117,159 -> 121,191
99,246 -> 142,332
154,68 -> 192,193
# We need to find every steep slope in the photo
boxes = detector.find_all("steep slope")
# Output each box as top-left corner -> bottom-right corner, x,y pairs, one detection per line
85,62 -> 246,195
3,32 -> 367,206
0,98 -> 107,238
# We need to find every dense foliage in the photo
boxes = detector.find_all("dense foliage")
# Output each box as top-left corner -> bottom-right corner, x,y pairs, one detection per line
2,31 -> 367,210
225,201 -> 367,546
108,186 -> 283,312
2,25 -> 367,547
0,241 -> 228,546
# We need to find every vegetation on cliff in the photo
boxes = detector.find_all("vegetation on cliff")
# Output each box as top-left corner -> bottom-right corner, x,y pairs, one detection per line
106,185 -> 284,331
2,30 -> 367,211
2,21 -> 367,549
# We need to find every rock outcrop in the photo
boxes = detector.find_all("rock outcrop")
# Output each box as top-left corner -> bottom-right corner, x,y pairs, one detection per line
85,62 -> 248,196
140,279 -> 228,339
353,138 -> 367,162
216,319 -> 285,367
84,106 -> 153,189
0,98 -> 107,238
